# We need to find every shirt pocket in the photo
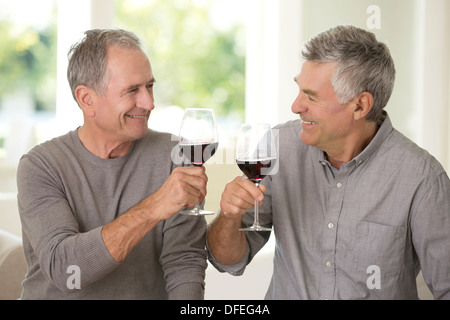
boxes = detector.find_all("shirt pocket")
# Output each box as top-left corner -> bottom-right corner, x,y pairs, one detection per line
352,220 -> 407,277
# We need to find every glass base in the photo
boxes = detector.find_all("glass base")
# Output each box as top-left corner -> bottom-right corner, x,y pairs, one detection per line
179,208 -> 215,216
239,225 -> 272,232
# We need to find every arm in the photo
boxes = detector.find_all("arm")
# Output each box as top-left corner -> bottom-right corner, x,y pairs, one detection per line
412,172 -> 450,300
18,154 -> 207,292
102,166 -> 208,262
207,176 -> 266,265
161,211 -> 207,300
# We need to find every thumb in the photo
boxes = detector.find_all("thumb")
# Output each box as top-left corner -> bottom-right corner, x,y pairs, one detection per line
258,184 -> 266,194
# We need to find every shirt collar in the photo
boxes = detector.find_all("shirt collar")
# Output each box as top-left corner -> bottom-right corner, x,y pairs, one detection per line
314,111 -> 394,168
353,111 -> 393,167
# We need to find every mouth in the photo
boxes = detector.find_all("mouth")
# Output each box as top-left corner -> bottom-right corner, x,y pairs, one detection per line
126,113 -> 148,119
301,120 -> 317,125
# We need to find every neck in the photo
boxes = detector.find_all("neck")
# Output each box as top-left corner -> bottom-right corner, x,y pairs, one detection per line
326,121 -> 378,170
77,126 -> 133,159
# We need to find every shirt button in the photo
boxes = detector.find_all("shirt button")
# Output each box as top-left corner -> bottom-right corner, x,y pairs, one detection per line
327,222 -> 334,229
325,260 -> 332,267
336,182 -> 342,188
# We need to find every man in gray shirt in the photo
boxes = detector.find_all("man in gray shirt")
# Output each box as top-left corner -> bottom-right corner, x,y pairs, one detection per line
17,29 -> 208,299
207,25 -> 450,299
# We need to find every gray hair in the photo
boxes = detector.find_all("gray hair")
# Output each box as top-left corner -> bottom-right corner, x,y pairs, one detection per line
302,25 -> 396,122
67,29 -> 143,104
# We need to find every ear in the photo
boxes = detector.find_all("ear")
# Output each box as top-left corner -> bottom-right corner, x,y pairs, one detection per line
353,92 -> 374,120
75,85 -> 96,117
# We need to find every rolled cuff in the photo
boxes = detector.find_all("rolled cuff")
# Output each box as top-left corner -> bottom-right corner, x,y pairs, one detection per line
206,239 -> 250,276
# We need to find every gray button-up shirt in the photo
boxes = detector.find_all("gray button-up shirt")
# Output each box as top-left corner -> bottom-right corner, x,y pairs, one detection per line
208,114 -> 450,299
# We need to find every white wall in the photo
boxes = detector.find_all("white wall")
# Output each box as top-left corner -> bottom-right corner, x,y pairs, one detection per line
418,0 -> 450,172
244,0 -> 302,126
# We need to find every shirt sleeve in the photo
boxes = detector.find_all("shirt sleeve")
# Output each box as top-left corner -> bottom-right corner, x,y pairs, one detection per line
411,171 -> 450,300
205,176 -> 273,276
17,154 -> 120,293
206,238 -> 250,276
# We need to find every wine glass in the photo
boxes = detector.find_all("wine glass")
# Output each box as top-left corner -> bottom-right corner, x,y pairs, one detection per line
236,123 -> 277,231
178,108 -> 219,215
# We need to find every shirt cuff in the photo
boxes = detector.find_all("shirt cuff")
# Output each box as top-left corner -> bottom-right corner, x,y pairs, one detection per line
206,239 -> 250,276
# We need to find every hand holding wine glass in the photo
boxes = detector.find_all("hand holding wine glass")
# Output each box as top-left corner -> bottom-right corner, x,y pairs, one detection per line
236,123 -> 277,231
178,108 -> 219,215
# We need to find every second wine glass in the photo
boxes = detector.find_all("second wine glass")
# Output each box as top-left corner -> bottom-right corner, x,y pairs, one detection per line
178,108 -> 219,215
236,123 -> 277,231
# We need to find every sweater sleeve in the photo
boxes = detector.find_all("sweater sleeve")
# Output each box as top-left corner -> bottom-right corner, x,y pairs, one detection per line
17,154 -> 119,293
160,212 -> 207,300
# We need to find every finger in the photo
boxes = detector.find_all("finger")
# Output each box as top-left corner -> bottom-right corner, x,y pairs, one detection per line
172,166 -> 207,186
174,165 -> 206,178
259,183 -> 266,194
236,176 -> 265,202
187,174 -> 208,199
221,190 -> 254,212
171,179 -> 206,209
220,177 -> 257,216
175,167 -> 208,191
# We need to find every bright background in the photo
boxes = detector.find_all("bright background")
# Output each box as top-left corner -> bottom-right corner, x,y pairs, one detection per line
1,0 -> 448,300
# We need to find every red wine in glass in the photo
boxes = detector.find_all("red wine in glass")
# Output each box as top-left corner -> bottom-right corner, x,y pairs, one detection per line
178,108 -> 219,215
236,157 -> 277,183
180,142 -> 219,167
236,123 -> 277,232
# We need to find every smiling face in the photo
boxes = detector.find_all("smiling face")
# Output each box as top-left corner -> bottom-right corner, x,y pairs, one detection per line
89,45 -> 155,143
291,61 -> 358,154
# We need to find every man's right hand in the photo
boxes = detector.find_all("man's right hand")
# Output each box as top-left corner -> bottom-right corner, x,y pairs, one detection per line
148,166 -> 208,222
206,176 -> 266,265
219,176 -> 266,219
102,166 -> 208,262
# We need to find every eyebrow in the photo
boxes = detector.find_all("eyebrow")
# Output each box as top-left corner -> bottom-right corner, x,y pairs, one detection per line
293,76 -> 319,97
302,88 -> 319,98
124,77 -> 156,92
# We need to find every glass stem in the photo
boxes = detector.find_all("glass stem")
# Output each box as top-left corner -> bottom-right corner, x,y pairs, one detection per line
253,182 -> 260,227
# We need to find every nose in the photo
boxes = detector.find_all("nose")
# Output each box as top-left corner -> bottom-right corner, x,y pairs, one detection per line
291,91 -> 308,115
137,87 -> 155,111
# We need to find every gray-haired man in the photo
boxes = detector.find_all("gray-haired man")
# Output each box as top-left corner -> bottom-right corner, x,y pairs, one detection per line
18,29 -> 208,299
207,25 -> 450,299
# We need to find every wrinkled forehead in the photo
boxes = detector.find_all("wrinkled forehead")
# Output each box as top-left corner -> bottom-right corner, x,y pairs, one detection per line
104,46 -> 153,90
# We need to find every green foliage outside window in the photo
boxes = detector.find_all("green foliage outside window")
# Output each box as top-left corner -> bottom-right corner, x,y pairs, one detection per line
0,0 -> 245,120
0,5 -> 57,112
115,0 -> 246,122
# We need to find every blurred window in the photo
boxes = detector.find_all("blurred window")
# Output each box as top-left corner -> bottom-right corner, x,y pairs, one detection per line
0,0 -> 57,160
115,0 -> 246,132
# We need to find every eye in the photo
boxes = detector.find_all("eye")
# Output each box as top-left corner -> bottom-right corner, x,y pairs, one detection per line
307,95 -> 317,102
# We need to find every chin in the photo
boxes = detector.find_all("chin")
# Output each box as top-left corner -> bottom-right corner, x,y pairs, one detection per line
129,128 -> 149,141
300,133 -> 314,146
137,129 -> 149,139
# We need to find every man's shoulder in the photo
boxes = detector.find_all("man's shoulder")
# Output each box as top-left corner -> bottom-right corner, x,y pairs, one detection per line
141,129 -> 178,148
25,130 -> 75,159
386,128 -> 447,178
274,119 -> 301,131
272,119 -> 304,148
